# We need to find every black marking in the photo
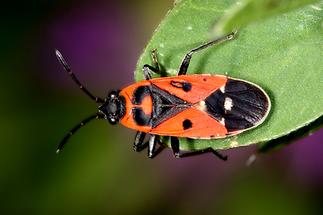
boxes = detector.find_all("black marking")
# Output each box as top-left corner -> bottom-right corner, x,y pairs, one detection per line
182,119 -> 192,130
170,81 -> 192,92
150,84 -> 191,128
133,107 -> 151,126
132,86 -> 151,105
204,90 -> 225,120
131,86 -> 152,125
132,84 -> 191,127
204,79 -> 269,132
118,95 -> 126,119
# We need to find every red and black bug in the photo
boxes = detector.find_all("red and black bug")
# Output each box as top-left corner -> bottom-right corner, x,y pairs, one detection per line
56,32 -> 271,160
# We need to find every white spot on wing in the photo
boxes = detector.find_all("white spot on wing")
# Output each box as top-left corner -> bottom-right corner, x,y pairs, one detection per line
219,117 -> 225,125
186,25 -> 193,30
195,101 -> 207,112
220,85 -> 225,93
224,97 -> 233,111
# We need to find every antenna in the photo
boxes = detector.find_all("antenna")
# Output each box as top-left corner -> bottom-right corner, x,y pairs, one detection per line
55,49 -> 104,103
56,113 -> 104,153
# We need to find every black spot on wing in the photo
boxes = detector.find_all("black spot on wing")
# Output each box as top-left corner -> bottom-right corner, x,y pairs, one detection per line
133,108 -> 151,126
225,79 -> 249,92
204,90 -> 225,121
224,114 -> 254,130
170,80 -> 192,92
182,119 -> 192,130
225,79 -> 268,110
132,86 -> 150,105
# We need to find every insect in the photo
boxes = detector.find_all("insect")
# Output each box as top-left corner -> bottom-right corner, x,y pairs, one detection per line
55,32 -> 271,160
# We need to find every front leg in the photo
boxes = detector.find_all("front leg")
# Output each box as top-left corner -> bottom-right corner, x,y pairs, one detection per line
178,32 -> 236,76
143,64 -> 159,80
142,49 -> 162,80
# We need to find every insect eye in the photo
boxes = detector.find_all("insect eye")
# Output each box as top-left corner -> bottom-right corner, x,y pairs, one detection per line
108,117 -> 117,125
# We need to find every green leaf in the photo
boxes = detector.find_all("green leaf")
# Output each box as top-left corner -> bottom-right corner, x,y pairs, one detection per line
214,0 -> 320,34
135,0 -> 323,151
258,115 -> 323,153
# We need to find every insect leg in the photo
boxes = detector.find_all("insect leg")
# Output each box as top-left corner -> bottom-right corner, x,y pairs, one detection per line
133,131 -> 148,152
178,31 -> 236,75
170,137 -> 227,160
147,135 -> 165,158
55,50 -> 104,103
142,49 -> 161,80
57,113 -> 105,153
151,49 -> 160,72
170,137 -> 181,158
143,64 -> 158,80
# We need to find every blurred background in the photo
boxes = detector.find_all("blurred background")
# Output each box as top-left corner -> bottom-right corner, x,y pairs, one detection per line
0,0 -> 322,214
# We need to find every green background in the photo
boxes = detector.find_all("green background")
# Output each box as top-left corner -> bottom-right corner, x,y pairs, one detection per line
0,1 -> 322,214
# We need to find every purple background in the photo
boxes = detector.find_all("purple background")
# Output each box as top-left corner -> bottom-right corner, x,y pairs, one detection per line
0,1 -> 322,214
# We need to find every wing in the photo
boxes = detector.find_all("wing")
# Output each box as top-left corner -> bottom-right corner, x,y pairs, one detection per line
150,74 -> 227,103
150,108 -> 228,138
203,78 -> 271,133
